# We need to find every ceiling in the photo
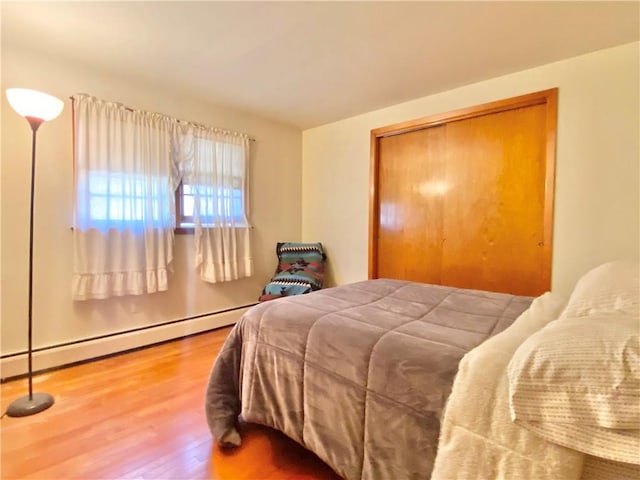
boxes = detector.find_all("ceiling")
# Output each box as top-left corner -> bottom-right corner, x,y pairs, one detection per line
2,1 -> 638,129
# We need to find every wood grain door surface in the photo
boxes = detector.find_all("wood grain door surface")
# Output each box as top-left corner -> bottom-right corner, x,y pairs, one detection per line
372,90 -> 556,296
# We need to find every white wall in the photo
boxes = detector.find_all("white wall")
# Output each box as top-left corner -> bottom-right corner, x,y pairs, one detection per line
302,42 -> 640,297
1,44 -> 302,376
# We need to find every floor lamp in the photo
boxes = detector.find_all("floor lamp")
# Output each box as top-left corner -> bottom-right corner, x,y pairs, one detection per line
5,88 -> 64,417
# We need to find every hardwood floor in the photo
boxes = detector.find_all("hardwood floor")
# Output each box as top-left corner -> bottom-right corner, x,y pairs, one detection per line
0,327 -> 342,480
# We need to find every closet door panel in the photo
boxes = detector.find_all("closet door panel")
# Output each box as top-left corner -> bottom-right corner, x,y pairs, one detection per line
441,105 -> 547,295
377,126 -> 445,284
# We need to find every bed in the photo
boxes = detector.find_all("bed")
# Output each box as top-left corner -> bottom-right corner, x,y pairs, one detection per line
434,260 -> 640,480
205,261 -> 639,479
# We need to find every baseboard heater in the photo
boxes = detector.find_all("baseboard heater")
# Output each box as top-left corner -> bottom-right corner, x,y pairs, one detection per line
0,303 -> 255,382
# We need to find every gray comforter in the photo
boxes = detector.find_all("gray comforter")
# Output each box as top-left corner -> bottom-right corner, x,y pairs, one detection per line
205,279 -> 532,480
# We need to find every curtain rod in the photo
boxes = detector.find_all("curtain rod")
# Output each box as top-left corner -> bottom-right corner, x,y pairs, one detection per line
69,95 -> 256,142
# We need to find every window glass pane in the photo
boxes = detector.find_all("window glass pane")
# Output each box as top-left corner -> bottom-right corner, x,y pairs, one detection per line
183,194 -> 194,217
177,140 -> 247,228
233,191 -> 243,220
110,198 -> 123,220
89,176 -> 108,194
78,171 -> 172,230
90,197 -> 107,220
109,176 -> 123,195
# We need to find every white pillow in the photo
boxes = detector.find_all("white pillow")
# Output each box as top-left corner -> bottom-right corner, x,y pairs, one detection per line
561,260 -> 639,319
507,314 -> 640,463
508,315 -> 640,429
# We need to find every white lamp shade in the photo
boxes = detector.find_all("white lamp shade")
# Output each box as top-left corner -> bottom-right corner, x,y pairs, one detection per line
6,88 -> 64,121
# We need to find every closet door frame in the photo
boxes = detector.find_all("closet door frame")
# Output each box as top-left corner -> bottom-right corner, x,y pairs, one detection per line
368,88 -> 558,287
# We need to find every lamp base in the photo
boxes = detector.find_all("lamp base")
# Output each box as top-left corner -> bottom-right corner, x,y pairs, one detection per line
6,392 -> 54,417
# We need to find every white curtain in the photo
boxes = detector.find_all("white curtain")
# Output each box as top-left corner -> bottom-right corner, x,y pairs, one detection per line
179,125 -> 253,282
72,94 -> 180,300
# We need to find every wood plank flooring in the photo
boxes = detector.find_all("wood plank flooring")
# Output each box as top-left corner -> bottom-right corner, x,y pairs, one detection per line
0,327 -> 342,480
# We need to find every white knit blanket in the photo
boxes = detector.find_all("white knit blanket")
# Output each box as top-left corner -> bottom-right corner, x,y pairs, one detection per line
432,291 -> 640,480
432,292 -> 585,479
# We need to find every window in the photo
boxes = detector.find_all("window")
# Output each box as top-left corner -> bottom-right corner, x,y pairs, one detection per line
78,171 -> 172,232
72,92 -> 252,297
175,138 -> 248,232
175,182 -> 195,230
176,183 -> 245,230
76,132 -> 248,234
72,93 -> 178,299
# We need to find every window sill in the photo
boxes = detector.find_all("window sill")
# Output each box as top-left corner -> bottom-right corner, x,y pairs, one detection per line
175,225 -> 253,235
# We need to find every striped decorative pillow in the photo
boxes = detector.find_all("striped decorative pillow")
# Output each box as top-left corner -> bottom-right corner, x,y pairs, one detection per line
259,242 -> 326,302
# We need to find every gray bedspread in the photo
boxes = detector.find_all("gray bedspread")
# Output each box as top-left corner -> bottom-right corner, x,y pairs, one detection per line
205,279 -> 533,480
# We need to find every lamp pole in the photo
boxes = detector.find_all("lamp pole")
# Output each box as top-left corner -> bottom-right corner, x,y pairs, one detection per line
26,117 -> 43,401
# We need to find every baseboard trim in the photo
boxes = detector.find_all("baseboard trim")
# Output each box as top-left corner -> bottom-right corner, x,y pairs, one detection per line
0,305 -> 253,381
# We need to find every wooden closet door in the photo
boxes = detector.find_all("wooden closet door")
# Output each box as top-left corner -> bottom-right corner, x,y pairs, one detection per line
441,105 -> 548,295
377,126 -> 445,284
370,89 -> 556,296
